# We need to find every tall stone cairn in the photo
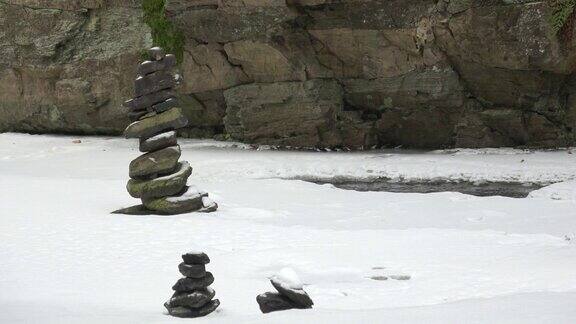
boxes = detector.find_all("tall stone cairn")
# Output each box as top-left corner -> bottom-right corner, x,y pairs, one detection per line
121,47 -> 218,215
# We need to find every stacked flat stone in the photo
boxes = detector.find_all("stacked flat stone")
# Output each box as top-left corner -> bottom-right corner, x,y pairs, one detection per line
122,47 -> 217,215
164,252 -> 220,318
256,269 -> 314,313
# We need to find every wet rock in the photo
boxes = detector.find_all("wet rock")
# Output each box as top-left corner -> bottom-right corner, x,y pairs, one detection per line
167,287 -> 215,308
164,299 -> 220,318
142,185 -> 208,215
182,252 -> 210,265
256,292 -> 297,314
128,145 -> 181,179
172,272 -> 215,292
124,108 -> 188,139
127,161 -> 192,199
178,263 -> 206,278
139,131 -> 178,153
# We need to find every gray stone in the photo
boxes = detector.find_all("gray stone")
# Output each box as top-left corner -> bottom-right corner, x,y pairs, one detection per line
138,54 -> 177,76
142,185 -> 207,215
139,131 -> 177,152
149,47 -> 165,61
128,145 -> 181,179
182,252 -> 210,265
178,262 -> 206,278
256,292 -> 297,314
127,161 -> 192,199
172,272 -> 215,292
123,89 -> 176,112
134,71 -> 176,98
124,108 -> 188,139
271,278 -> 313,308
167,287 -> 215,308
152,97 -> 179,114
111,204 -> 155,216
164,299 -> 220,318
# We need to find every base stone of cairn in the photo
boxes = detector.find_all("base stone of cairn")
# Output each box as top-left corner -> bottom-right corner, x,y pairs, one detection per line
113,47 -> 217,216
257,268 -> 314,313
164,252 -> 220,318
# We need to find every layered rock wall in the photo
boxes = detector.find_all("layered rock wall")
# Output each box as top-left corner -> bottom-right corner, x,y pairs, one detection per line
0,0 -> 150,135
1,0 -> 575,149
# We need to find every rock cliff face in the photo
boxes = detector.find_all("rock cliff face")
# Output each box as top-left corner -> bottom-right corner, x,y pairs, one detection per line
1,0 -> 575,148
0,0 -> 151,135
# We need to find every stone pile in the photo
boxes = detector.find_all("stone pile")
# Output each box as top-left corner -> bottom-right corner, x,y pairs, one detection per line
256,268 -> 313,313
118,47 -> 217,215
164,252 -> 220,318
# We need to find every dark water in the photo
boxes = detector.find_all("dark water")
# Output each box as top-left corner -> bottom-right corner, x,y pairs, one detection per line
298,178 -> 548,198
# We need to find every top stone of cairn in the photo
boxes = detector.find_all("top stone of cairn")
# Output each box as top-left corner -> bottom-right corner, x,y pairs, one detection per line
149,47 -> 165,61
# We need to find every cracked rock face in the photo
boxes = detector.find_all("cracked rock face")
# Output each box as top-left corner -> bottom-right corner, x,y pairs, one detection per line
0,0 -> 150,135
1,0 -> 575,149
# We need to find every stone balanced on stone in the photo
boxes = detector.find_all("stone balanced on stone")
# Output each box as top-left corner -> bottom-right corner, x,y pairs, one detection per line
164,252 -> 220,318
115,47 -> 218,215
256,268 -> 314,313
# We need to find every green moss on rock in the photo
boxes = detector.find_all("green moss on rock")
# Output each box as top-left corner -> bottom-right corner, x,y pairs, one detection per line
549,0 -> 576,35
142,0 -> 185,63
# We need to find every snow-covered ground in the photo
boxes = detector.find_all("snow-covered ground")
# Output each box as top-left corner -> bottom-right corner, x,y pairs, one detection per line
1,133 -> 575,323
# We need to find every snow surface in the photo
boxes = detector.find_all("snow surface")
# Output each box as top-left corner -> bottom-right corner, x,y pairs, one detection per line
1,133 -> 575,323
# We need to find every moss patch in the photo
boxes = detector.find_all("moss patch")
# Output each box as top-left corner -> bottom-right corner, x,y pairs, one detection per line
142,0 -> 185,63
549,0 -> 576,34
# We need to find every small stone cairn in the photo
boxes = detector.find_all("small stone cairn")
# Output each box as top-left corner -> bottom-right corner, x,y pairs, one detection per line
257,268 -> 314,313
117,47 -> 217,215
164,251 -> 220,318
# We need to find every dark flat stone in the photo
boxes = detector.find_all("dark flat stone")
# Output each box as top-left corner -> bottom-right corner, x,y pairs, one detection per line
134,71 -> 175,97
167,287 -> 215,308
139,131 -> 177,153
127,161 -> 192,199
129,145 -> 181,179
178,263 -> 206,278
124,107 -> 187,139
256,292 -> 297,314
151,97 -> 179,114
172,272 -> 214,292
164,299 -> 220,318
271,278 -> 314,308
182,252 -> 210,265
111,204 -> 156,215
138,54 -> 176,76
123,89 -> 176,112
